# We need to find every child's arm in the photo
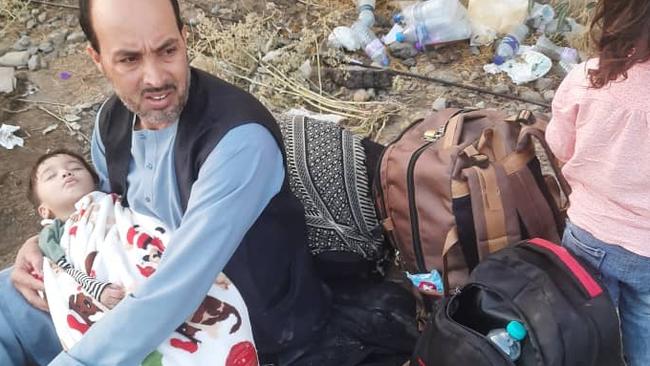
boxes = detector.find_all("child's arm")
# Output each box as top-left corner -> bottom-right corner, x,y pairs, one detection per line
39,221 -> 124,309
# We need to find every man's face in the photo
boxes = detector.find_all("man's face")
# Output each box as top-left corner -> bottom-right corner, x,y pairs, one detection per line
87,0 -> 189,129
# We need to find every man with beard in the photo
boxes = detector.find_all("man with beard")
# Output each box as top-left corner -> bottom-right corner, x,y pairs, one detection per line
0,0 -> 330,364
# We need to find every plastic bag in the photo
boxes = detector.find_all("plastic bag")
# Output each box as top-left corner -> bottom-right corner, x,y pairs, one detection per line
468,0 -> 529,45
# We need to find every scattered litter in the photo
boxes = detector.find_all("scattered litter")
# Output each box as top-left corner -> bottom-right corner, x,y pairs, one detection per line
467,0 -> 529,46
0,124 -> 24,149
381,24 -> 404,46
484,49 -> 552,84
327,26 -> 361,51
527,2 -> 555,33
407,269 -> 444,294
58,71 -> 72,80
42,124 -> 58,135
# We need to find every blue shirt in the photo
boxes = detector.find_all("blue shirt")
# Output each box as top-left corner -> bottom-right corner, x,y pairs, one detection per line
50,113 -> 285,365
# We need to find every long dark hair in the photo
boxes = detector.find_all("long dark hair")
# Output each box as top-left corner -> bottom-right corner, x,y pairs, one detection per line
588,0 -> 650,88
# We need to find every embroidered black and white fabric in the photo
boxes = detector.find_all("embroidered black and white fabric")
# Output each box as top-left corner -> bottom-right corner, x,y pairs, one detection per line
277,114 -> 385,265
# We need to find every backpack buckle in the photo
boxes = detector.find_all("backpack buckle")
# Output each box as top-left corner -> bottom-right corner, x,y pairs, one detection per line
505,110 -> 536,125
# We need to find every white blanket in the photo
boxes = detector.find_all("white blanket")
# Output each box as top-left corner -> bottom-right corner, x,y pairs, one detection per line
42,192 -> 258,366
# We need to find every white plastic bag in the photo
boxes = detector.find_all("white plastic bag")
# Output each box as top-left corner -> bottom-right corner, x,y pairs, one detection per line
468,0 -> 529,45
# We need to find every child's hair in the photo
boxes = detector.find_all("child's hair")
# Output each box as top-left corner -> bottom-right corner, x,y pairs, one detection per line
589,0 -> 650,88
27,149 -> 99,208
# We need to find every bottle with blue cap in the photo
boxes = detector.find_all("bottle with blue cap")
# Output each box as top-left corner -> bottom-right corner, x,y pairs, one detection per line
487,320 -> 527,361
493,24 -> 529,65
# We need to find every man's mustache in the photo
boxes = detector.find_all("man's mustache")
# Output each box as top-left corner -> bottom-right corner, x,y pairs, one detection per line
142,85 -> 176,96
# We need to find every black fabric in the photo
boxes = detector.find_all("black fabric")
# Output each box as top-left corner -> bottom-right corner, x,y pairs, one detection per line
98,68 -> 330,355
452,195 -> 479,272
276,115 -> 386,278
289,279 -> 418,366
412,240 -> 624,366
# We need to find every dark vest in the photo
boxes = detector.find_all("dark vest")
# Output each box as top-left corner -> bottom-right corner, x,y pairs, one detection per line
98,68 -> 330,355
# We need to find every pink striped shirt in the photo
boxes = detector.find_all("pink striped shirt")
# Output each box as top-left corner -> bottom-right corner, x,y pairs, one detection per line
546,59 -> 650,257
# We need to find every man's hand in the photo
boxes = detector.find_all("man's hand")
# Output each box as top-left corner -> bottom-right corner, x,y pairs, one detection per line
10,235 -> 49,312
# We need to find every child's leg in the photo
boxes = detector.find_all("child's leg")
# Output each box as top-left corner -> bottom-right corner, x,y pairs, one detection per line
619,284 -> 650,366
561,220 -> 621,302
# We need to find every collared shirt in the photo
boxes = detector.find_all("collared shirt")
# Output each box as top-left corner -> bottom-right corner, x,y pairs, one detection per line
50,112 -> 284,365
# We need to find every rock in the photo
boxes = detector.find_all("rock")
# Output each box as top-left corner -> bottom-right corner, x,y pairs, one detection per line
353,89 -> 370,102
421,64 -> 436,75
37,12 -> 48,23
28,54 -> 40,71
31,9 -> 40,16
13,35 -> 31,51
39,41 -> 54,53
210,5 -> 220,15
0,67 -> 16,93
25,19 -> 37,29
39,58 -> 48,70
519,89 -> 544,102
432,97 -> 447,111
367,88 -> 376,99
50,20 -> 63,28
388,42 -> 418,59
475,101 -> 486,109
0,51 -> 30,67
66,14 -> 78,27
469,72 -> 480,82
66,31 -> 86,44
400,58 -> 416,67
492,83 -> 510,94
534,77 -> 554,91
298,60 -> 312,79
543,90 -> 555,102
49,31 -> 67,46
470,46 -> 480,56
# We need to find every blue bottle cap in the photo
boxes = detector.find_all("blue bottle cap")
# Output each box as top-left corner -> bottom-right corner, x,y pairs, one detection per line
492,55 -> 505,65
393,13 -> 404,23
395,32 -> 405,43
506,321 -> 527,341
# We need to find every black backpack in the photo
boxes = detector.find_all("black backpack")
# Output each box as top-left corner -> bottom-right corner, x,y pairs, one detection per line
411,238 -> 624,366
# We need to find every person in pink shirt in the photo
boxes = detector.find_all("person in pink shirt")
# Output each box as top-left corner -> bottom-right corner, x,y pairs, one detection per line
546,1 -> 650,364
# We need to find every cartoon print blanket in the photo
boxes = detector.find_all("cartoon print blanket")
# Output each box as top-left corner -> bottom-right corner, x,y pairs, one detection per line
42,192 -> 258,366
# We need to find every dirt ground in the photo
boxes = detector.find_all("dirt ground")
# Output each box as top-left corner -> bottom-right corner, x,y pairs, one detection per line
0,0 -> 586,269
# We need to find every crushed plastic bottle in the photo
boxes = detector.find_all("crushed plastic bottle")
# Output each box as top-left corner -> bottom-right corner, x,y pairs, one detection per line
356,0 -> 376,27
534,35 -> 579,64
487,321 -> 527,361
350,20 -> 390,66
493,24 -> 529,65
393,0 -> 471,50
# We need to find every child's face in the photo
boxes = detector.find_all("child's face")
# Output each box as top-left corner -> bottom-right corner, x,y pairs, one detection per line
35,154 -> 96,219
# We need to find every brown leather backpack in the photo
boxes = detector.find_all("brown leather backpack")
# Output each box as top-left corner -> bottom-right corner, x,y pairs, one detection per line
375,108 -> 570,294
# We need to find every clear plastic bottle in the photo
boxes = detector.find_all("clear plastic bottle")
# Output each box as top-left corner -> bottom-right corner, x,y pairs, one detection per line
356,0 -> 376,28
487,321 -> 527,361
493,24 -> 529,65
350,20 -> 389,66
395,18 -> 471,50
394,0 -> 461,26
534,35 -> 579,64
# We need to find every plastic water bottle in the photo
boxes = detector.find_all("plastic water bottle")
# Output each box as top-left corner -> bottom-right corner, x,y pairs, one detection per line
396,19 -> 471,50
534,35 -> 579,64
493,24 -> 529,65
356,0 -> 376,28
350,21 -> 389,66
394,0 -> 460,26
487,321 -> 527,361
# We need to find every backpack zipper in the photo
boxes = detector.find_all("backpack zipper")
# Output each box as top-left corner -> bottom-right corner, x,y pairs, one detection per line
407,141 -> 436,272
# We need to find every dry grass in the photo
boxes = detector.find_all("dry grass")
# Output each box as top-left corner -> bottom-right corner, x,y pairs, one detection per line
0,0 -> 30,35
188,7 -> 406,138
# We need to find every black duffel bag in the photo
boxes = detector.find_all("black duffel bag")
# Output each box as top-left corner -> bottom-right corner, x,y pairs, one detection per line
411,238 -> 624,366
